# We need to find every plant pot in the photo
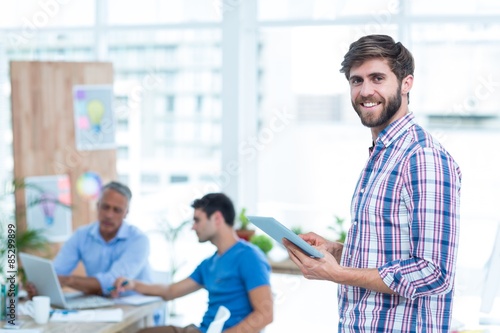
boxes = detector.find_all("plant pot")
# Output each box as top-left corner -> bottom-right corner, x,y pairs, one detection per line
236,229 -> 255,241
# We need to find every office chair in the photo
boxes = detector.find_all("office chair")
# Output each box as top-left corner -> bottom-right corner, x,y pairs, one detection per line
206,306 -> 231,333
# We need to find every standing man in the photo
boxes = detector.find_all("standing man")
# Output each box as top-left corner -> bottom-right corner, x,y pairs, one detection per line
112,192 -> 273,333
54,181 -> 152,295
284,34 -> 461,332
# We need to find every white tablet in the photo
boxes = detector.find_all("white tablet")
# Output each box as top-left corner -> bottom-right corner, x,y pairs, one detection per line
247,216 -> 324,258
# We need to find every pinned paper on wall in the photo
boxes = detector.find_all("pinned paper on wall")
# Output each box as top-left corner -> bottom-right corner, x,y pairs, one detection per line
73,85 -> 115,151
24,175 -> 72,243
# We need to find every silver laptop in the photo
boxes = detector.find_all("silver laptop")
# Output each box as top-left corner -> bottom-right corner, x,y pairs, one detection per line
20,252 -> 115,309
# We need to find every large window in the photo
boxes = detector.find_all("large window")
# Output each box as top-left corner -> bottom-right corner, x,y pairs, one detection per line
0,2 -> 223,325
108,28 -> 222,197
411,23 -> 500,126
1,1 -> 500,330
258,0 -> 397,21
108,0 -> 221,24
254,2 -> 500,330
0,1 -> 95,28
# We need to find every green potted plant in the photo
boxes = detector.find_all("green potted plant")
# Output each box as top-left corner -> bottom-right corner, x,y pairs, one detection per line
153,217 -> 191,319
1,179 -> 57,311
235,208 -> 255,241
328,215 -> 348,243
0,179 -> 59,283
250,234 -> 273,256
291,225 -> 304,235
154,218 -> 191,281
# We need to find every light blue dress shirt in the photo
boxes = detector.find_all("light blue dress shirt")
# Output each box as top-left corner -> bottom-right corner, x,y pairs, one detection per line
53,221 -> 153,295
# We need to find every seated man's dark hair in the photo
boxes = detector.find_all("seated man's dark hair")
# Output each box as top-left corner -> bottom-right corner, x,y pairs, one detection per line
191,193 -> 236,226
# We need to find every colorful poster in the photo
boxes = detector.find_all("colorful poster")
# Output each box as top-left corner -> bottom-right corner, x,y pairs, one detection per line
73,84 -> 115,151
24,175 -> 72,242
76,171 -> 102,200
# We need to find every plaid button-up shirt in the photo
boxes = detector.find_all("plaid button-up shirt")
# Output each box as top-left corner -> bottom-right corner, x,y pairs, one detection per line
338,112 -> 462,333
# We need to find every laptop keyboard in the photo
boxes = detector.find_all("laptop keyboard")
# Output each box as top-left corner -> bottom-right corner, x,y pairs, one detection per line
66,295 -> 115,309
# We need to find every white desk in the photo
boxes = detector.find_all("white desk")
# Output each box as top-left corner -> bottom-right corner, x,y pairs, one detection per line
269,259 -> 302,275
2,301 -> 163,333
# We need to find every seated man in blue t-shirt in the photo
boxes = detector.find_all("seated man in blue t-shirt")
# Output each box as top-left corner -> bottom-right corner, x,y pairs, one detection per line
112,192 -> 273,333
53,181 -> 152,295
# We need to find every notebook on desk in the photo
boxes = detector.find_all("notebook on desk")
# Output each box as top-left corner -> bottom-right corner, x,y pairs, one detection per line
50,308 -> 124,322
19,252 -> 115,310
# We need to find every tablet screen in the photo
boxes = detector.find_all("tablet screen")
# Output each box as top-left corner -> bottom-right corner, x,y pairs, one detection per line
247,216 -> 324,258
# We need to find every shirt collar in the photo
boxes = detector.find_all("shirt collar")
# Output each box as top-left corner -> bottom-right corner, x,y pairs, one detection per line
375,112 -> 415,150
90,221 -> 130,243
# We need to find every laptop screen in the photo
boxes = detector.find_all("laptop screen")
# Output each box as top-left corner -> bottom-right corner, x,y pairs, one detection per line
19,252 -> 68,308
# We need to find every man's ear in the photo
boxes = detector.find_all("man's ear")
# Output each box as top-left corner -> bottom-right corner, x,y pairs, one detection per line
213,211 -> 224,226
401,74 -> 414,95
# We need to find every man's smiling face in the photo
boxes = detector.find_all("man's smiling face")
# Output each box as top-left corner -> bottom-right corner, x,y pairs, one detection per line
349,58 -> 408,134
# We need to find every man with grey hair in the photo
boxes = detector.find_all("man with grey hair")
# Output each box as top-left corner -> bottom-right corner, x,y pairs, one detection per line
53,181 -> 152,295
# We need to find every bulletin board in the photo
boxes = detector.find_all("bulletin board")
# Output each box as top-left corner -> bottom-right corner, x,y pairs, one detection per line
10,61 -> 117,243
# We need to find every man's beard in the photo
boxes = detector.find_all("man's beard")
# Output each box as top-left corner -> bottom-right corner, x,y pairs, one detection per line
352,86 -> 402,128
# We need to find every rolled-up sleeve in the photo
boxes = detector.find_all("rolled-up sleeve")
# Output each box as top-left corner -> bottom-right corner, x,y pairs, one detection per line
379,147 -> 461,300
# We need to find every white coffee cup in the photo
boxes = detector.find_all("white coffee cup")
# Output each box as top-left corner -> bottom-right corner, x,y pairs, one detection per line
24,296 -> 51,324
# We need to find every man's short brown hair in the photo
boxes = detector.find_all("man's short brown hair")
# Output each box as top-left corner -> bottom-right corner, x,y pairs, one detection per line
340,34 -> 415,82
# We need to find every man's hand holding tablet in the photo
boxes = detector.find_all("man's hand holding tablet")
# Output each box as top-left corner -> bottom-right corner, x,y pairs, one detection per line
246,216 -> 324,258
